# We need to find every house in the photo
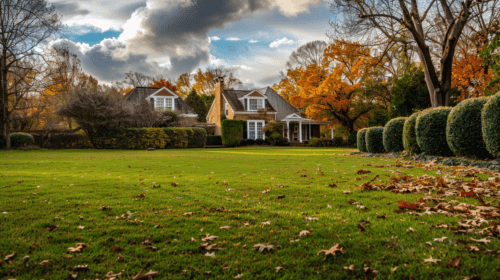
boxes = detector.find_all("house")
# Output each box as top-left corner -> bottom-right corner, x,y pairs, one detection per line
207,77 -> 331,143
124,86 -> 198,120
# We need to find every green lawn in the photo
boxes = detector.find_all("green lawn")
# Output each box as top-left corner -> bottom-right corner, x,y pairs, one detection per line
0,147 -> 498,279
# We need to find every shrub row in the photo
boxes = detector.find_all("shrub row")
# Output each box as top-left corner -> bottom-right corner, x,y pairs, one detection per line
0,133 -> 34,148
94,127 -> 206,149
357,91 -> 500,159
206,135 -> 222,146
221,119 -> 244,147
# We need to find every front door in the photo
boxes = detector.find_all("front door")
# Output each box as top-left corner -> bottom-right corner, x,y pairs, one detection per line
302,124 -> 307,141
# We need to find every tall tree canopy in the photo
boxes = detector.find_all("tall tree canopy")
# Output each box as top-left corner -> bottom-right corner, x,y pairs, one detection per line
0,0 -> 62,148
287,40 -> 376,133
331,0 -> 500,107
192,66 -> 242,96
184,89 -> 207,122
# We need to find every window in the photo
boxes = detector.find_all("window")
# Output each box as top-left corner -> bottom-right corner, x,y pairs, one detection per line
154,97 -> 173,111
248,98 -> 264,110
247,120 -> 265,140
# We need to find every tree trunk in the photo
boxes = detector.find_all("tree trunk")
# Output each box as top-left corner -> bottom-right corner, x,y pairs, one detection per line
1,53 -> 11,149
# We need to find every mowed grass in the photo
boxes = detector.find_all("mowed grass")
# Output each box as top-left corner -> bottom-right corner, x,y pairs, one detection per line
0,147 -> 498,279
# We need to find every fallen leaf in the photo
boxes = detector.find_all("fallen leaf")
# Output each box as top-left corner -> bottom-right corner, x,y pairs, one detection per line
317,243 -> 345,260
356,169 -> 371,175
275,266 -> 283,273
299,230 -> 311,237
73,264 -> 89,271
424,256 -> 441,264
253,244 -> 274,252
444,256 -> 461,268
471,238 -> 491,244
204,252 -> 215,258
67,243 -> 89,253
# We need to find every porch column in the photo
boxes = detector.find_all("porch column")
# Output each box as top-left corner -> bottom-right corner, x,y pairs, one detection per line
299,121 -> 302,143
286,121 -> 290,141
309,123 -> 311,140
331,126 -> 334,139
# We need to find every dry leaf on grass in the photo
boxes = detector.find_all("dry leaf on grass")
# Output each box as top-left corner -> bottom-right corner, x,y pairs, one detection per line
470,238 -> 491,244
3,252 -> 16,262
299,230 -> 312,237
204,252 -> 215,258
73,265 -> 89,271
253,244 -> 274,252
433,237 -> 448,243
343,190 -> 351,194
317,243 -> 344,260
220,226 -> 231,230
356,169 -> 371,175
444,256 -> 461,268
261,221 -> 271,227
275,267 -> 283,273
201,234 -> 219,242
47,225 -> 59,232
424,256 -> 441,263
183,212 -> 192,216
39,260 -> 50,266
116,254 -> 124,262
67,243 -> 88,253
106,271 -> 122,280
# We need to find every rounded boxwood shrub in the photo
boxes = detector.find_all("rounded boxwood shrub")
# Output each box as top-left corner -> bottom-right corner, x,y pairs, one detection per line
403,112 -> 421,155
255,138 -> 266,145
309,137 -> 322,147
357,128 -> 368,152
383,117 -> 407,152
365,127 -> 385,153
416,107 -> 454,156
11,133 -> 34,147
447,97 -> 491,158
482,92 -> 500,158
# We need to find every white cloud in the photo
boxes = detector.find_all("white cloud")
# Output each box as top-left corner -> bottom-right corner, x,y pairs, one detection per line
269,37 -> 294,48
272,0 -> 326,17
249,39 -> 258,43
227,37 -> 241,41
209,36 -> 221,41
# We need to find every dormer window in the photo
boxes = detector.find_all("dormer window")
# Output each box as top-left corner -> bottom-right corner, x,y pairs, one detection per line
154,97 -> 174,111
248,98 -> 264,111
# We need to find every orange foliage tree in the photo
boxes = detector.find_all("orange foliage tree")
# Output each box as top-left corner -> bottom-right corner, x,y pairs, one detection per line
149,78 -> 179,95
282,40 -> 375,133
451,41 -> 493,101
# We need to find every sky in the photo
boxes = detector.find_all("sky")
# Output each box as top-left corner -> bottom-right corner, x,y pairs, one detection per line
49,0 -> 333,88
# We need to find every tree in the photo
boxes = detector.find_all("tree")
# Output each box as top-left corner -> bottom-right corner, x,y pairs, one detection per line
330,0 -> 500,107
0,0 -> 62,149
184,89 -> 207,122
56,88 -> 131,148
288,40 -> 375,133
192,66 -> 242,96
176,73 -> 193,97
148,78 -> 179,95
129,100 -> 170,128
123,71 -> 152,87
390,66 -> 431,117
285,41 -> 327,69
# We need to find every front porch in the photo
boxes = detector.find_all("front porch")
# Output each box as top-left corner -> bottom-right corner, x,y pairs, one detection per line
281,114 -> 331,143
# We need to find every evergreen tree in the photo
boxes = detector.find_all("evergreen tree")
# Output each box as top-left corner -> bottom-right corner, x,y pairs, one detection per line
184,89 -> 208,122
390,67 -> 431,117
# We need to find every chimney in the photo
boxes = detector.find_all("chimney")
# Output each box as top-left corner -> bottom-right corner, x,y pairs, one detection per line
214,77 -> 225,124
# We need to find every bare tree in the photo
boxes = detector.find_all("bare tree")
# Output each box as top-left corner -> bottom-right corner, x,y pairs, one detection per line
192,66 -> 242,96
330,0 -> 500,107
285,40 -> 327,70
0,0 -> 61,148
129,100 -> 170,128
123,71 -> 153,87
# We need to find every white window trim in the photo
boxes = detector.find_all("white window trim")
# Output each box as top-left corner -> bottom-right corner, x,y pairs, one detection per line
153,97 -> 175,111
247,98 -> 265,111
247,120 -> 265,140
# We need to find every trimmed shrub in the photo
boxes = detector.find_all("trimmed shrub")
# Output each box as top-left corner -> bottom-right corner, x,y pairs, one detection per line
403,112 -> 421,155
482,92 -> 500,158
2,133 -> 34,148
96,128 -> 169,149
365,127 -> 385,153
447,97 -> 491,158
348,130 -> 358,145
263,121 -> 284,146
274,136 -> 289,146
383,117 -> 407,153
255,138 -> 266,145
30,132 -> 91,149
206,135 -> 222,146
241,139 -> 256,146
188,127 -> 207,148
357,128 -> 368,152
333,136 -> 344,146
221,119 -> 244,147
416,107 -> 454,156
163,128 -> 188,148
309,137 -> 322,147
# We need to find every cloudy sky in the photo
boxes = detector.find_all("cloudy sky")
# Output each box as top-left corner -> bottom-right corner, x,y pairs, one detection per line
49,0 -> 333,88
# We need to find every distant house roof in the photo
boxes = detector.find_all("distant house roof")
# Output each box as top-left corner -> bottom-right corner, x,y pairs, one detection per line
124,87 -> 197,115
222,89 -> 276,113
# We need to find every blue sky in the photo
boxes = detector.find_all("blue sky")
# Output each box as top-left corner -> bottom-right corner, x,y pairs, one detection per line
50,0 -> 333,87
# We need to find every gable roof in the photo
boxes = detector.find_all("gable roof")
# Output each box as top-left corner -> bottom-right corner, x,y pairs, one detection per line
257,87 -> 302,120
222,89 -> 276,112
123,87 -> 197,116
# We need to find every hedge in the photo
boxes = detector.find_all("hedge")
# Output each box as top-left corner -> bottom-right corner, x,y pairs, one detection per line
163,128 -> 188,148
179,127 -> 206,148
482,92 -> 500,158
447,97 -> 491,158
29,131 -> 91,149
0,133 -> 34,148
309,137 -> 322,147
416,107 -> 454,157
357,128 -> 368,152
240,139 -> 255,146
403,112 -> 422,155
96,128 -> 169,149
206,135 -> 222,146
365,127 -> 385,153
221,119 -> 244,147
383,117 -> 407,153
